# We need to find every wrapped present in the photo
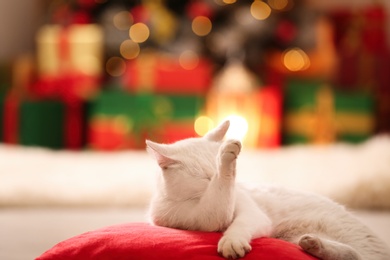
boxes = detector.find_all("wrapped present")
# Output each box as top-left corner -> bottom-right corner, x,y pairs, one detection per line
88,89 -> 204,150
283,79 -> 375,144
34,24 -> 103,100
2,93 -> 88,149
3,94 -> 65,149
36,24 -> 103,77
88,90 -> 144,150
331,5 -> 389,92
334,90 -> 375,143
122,52 -> 213,94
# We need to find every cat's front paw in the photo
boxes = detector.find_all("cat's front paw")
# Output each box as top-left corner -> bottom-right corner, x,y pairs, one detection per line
218,235 -> 251,259
299,234 -> 322,255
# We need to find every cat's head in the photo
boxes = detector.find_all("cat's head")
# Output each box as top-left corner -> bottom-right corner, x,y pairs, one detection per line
146,120 -> 230,201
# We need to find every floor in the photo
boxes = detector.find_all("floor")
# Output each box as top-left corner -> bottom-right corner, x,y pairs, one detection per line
1,207 -> 390,260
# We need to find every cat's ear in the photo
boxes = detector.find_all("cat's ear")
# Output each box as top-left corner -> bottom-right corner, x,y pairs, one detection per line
146,140 -> 176,169
204,120 -> 230,142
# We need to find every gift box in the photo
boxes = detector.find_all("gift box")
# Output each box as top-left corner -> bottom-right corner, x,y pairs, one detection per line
2,93 -> 88,149
34,24 -> 103,101
331,5 -> 389,90
88,89 -> 204,150
36,24 -> 103,77
283,79 -> 375,144
3,94 -> 65,149
334,90 -> 375,143
122,53 -> 213,95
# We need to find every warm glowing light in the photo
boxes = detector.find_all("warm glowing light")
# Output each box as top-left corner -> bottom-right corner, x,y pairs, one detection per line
250,1 -> 272,20
120,40 -> 140,59
106,56 -> 126,77
113,11 -> 133,31
223,0 -> 237,4
224,115 -> 249,141
283,48 -> 311,71
268,0 -> 290,11
192,16 -> 212,36
179,50 -> 199,70
129,23 -> 150,43
194,116 -> 214,136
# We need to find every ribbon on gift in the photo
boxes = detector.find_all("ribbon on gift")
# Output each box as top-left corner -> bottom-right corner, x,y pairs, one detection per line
3,94 -> 19,144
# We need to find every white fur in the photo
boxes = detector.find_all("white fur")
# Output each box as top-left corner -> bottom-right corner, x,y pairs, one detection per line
147,121 -> 390,259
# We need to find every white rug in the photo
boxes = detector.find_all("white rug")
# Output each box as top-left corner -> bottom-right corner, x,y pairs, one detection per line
1,135 -> 390,209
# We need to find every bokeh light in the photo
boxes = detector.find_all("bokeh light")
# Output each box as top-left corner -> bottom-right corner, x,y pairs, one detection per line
179,50 -> 199,70
113,11 -> 133,31
250,1 -> 272,20
129,23 -> 150,43
223,0 -> 237,4
192,16 -> 212,36
194,116 -> 214,136
120,40 -> 140,60
268,0 -> 291,11
106,56 -> 126,77
283,48 -> 311,71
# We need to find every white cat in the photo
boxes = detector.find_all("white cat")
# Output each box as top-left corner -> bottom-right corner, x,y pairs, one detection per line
146,120 -> 390,260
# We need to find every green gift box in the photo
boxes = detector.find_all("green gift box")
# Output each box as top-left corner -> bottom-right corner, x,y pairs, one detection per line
19,100 -> 66,149
283,79 -> 375,144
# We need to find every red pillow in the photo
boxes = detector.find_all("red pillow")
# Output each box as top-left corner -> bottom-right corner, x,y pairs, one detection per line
36,222 -> 318,260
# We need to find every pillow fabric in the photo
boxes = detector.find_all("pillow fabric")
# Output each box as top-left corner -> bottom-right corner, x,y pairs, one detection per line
36,222 -> 318,260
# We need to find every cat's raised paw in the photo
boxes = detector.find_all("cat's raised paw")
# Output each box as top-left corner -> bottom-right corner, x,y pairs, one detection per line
218,235 -> 251,259
220,140 -> 241,162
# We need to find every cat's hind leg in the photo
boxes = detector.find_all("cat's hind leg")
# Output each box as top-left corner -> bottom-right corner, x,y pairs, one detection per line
298,234 -> 362,260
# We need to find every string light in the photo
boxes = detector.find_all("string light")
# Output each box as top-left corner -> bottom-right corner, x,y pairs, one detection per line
129,23 -> 150,43
192,16 -> 212,36
250,0 -> 272,20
